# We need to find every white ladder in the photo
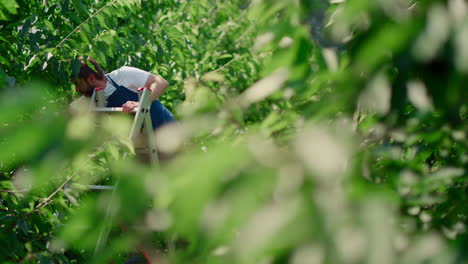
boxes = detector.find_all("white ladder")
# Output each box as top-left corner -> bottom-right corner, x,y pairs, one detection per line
89,87 -> 158,259
90,86 -> 159,165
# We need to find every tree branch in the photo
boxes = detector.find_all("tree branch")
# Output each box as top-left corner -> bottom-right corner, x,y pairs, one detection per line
32,144 -> 107,213
54,0 -> 118,50
0,188 -> 31,193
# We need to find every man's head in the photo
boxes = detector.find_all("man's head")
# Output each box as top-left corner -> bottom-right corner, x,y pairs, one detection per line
71,57 -> 105,97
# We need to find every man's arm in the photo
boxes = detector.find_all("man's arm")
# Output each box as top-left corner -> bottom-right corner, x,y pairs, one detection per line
145,74 -> 169,102
121,72 -> 169,113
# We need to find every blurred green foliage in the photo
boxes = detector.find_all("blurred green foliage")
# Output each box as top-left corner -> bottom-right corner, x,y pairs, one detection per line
0,0 -> 467,263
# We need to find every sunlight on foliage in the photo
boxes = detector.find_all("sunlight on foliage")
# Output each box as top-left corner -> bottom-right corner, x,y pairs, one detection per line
1,0 -> 467,263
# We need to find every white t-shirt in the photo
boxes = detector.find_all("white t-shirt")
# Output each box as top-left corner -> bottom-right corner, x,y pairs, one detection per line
103,66 -> 151,99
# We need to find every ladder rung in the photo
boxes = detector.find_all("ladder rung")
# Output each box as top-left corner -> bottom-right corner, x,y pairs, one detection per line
87,185 -> 115,190
94,107 -> 137,113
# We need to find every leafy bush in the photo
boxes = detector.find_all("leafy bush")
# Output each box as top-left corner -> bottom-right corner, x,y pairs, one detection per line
0,0 -> 467,263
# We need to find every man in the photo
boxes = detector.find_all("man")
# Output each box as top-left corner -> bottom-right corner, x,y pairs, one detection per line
71,57 -> 175,130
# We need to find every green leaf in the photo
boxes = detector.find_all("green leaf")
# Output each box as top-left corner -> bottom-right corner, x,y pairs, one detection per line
0,180 -> 15,190
0,0 -> 19,20
356,21 -> 420,72
95,14 -> 109,29
70,59 -> 81,79
24,242 -> 32,252
0,55 -> 9,67
219,54 -> 233,59
18,218 -> 29,234
79,29 -> 89,43
43,20 -> 54,31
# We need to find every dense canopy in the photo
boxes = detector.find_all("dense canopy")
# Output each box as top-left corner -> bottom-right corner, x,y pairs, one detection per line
0,0 -> 467,263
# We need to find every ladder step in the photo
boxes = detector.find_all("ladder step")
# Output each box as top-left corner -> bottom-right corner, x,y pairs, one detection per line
94,107 -> 137,113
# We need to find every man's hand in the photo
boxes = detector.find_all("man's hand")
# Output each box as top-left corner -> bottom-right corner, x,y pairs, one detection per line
122,101 -> 139,113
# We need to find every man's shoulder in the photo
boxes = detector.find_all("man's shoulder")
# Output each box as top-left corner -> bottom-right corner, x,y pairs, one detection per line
109,66 -> 149,78
107,66 -> 150,88
117,66 -> 148,73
